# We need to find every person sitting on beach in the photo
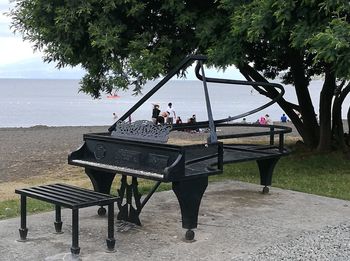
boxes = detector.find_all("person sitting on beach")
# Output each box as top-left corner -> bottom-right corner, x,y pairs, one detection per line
259,116 -> 267,125
157,111 -> 169,124
187,115 -> 197,125
176,116 -> 182,124
192,114 -> 197,123
187,115 -> 199,132
265,114 -> 271,124
280,114 -> 287,123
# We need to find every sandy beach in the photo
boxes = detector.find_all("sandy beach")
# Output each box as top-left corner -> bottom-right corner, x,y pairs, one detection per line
0,126 -> 107,183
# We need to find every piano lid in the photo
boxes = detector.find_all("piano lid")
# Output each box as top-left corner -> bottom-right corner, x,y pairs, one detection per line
108,54 -> 286,145
108,55 -> 208,133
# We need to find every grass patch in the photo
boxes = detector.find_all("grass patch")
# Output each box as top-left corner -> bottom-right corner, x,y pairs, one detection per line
0,198 -> 53,220
210,149 -> 350,201
1,147 -> 350,220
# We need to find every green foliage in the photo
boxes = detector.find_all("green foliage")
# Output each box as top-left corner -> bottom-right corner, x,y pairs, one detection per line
10,0 -> 206,97
9,0 -> 350,95
210,0 -> 350,82
305,18 -> 350,77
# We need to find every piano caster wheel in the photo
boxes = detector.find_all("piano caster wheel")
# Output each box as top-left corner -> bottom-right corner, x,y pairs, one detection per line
185,229 -> 195,241
262,186 -> 269,194
98,206 -> 106,216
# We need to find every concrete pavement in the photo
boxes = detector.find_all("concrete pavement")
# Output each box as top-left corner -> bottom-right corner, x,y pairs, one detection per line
1,180 -> 350,261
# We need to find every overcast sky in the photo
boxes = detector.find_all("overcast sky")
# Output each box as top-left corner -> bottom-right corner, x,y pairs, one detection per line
0,0 -> 86,78
0,1 -> 41,65
0,0 -> 241,80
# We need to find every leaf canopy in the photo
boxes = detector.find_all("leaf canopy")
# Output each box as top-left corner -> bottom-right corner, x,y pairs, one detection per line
10,0 -> 350,97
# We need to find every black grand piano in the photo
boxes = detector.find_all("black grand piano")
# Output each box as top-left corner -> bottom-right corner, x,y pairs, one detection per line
69,55 -> 291,240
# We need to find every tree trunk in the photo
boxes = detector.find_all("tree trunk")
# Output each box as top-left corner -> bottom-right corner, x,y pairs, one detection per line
317,69 -> 336,152
288,49 -> 319,148
346,104 -> 350,147
332,82 -> 350,151
239,63 -> 311,145
348,106 -> 350,134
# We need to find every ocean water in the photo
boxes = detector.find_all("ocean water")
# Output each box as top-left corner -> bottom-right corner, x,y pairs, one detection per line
0,78 -> 344,128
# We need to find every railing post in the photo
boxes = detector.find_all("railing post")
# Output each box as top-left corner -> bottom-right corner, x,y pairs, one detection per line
270,126 -> 274,145
279,133 -> 284,152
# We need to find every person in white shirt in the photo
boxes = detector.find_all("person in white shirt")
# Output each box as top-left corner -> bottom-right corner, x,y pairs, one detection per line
166,102 -> 176,124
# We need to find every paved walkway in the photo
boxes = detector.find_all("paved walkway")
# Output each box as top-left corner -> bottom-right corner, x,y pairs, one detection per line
1,181 -> 350,260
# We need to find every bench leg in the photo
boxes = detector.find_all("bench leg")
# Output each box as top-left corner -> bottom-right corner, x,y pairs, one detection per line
106,203 -> 116,251
54,205 -> 63,233
71,209 -> 80,255
19,195 -> 28,241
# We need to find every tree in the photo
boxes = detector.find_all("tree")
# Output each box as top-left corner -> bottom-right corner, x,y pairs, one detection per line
9,0 -> 350,152
9,0 -> 209,96
204,0 -> 350,152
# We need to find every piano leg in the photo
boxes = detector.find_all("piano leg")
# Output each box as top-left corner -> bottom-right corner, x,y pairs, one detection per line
85,168 -> 116,215
172,176 -> 208,241
256,157 -> 280,194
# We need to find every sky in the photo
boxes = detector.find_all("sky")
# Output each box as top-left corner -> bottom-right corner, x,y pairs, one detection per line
0,0 -> 86,79
0,1 -> 39,65
0,0 -> 241,80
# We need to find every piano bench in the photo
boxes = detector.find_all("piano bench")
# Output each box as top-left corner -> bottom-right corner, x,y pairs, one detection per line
15,183 -> 120,256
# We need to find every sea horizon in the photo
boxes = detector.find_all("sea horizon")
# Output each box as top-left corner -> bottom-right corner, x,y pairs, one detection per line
0,78 -> 347,128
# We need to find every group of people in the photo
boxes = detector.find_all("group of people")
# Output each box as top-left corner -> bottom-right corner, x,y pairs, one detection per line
152,102 -> 198,128
115,106 -> 290,127
152,102 -> 177,125
256,113 -> 289,125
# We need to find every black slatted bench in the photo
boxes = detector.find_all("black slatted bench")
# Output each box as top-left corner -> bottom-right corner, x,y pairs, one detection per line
15,183 -> 120,255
